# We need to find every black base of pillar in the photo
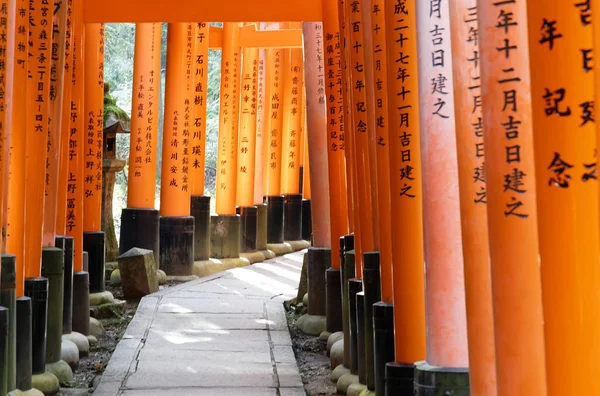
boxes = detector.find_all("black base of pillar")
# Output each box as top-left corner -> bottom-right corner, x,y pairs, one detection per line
83,251 -> 89,272
160,216 -> 195,275
356,291 -> 366,384
326,267 -> 342,333
283,194 -> 302,241
24,277 -> 48,375
41,247 -> 64,364
72,272 -> 90,336
56,236 -> 74,335
83,232 -> 105,294
301,199 -> 312,242
363,252 -> 381,390
0,306 -> 8,396
374,302 -> 395,395
191,196 -> 211,261
385,362 -> 415,396
265,195 -> 284,244
348,277 -> 362,375
120,208 -> 160,264
307,247 -> 330,316
342,243 -> 356,368
299,166 -> 304,196
237,206 -> 258,253
0,254 -> 16,392
210,215 -> 241,259
16,297 -> 32,391
414,363 -> 470,396
256,204 -> 268,251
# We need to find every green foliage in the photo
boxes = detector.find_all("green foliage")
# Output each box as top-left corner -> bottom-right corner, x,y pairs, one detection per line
104,91 -> 130,124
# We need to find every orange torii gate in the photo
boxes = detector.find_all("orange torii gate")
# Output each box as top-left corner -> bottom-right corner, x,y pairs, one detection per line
6,0 -> 597,395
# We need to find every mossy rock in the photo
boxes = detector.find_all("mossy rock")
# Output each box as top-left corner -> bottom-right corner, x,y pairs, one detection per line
91,300 -> 126,320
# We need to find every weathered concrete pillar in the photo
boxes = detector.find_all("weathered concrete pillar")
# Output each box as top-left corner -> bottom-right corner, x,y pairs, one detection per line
41,248 -> 64,365
341,235 -> 354,367
56,236 -> 73,334
15,297 -> 33,392
0,255 -> 16,391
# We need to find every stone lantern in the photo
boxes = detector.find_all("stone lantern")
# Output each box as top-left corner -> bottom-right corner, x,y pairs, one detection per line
102,82 -> 130,262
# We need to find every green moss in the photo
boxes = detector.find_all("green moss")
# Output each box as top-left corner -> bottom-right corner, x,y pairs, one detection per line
104,92 -> 130,125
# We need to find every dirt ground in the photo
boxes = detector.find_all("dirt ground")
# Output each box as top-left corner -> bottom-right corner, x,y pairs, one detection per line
285,300 -> 337,396
58,281 -> 183,395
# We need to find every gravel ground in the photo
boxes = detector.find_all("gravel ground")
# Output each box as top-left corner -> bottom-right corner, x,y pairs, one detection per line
57,281 -> 184,395
285,301 -> 337,396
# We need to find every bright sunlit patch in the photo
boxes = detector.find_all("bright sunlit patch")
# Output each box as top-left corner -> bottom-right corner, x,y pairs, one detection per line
160,303 -> 193,314
254,262 -> 301,282
255,319 -> 275,325
161,332 -> 214,345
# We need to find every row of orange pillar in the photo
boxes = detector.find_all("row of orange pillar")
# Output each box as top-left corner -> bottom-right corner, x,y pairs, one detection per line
0,1 -> 105,392
314,0 -> 600,394
2,0 -> 105,296
122,21 -> 313,270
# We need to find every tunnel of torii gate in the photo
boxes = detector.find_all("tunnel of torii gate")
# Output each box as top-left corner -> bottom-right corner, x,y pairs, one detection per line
0,0 -> 598,395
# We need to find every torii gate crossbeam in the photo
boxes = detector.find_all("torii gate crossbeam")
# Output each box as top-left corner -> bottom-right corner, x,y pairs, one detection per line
83,0 -> 323,23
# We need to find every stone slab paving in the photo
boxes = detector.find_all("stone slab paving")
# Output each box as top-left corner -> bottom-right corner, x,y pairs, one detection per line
94,251 -> 307,396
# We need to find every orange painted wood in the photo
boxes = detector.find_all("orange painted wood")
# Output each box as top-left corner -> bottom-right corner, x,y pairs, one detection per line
416,0 -> 468,368
190,23 -> 210,197
42,0 -> 69,246
479,0 -> 548,393
302,22 -> 331,248
527,1 -> 600,394
215,22 -> 242,215
159,23 -> 194,217
280,48 -> 303,195
253,44 -> 267,205
263,43 -> 284,197
236,24 -> 259,207
82,0 -> 323,23
449,0 -> 497,392
83,23 -> 105,232
302,111 -> 311,200
321,0 -> 348,269
0,0 -> 10,253
344,0 -> 375,278
56,0 -> 74,236
6,0 -> 29,295
384,0 -> 425,364
361,0 -> 380,253
365,0 -> 393,302
24,0 -> 53,278
208,24 -> 302,49
66,0 -> 85,272
127,23 -> 162,209
240,28 -> 303,49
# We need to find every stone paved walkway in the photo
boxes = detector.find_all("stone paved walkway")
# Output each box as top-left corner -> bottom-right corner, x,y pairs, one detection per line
94,251 -> 307,396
